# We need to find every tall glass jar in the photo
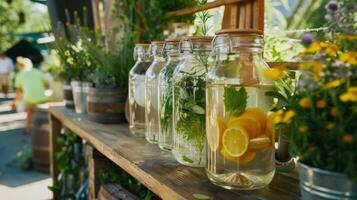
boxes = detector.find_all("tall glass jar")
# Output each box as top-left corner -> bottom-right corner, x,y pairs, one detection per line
206,29 -> 275,190
158,39 -> 181,151
129,43 -> 152,136
145,41 -> 166,143
172,36 -> 213,167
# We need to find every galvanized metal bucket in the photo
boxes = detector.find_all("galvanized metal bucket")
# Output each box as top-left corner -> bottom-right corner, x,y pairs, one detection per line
71,81 -> 92,114
298,162 -> 357,200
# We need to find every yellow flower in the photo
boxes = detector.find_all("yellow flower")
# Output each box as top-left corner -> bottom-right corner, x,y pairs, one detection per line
330,107 -> 339,117
347,87 -> 357,93
340,86 -> 357,102
323,79 -> 345,89
325,44 -> 339,56
299,97 -> 311,108
343,134 -> 353,143
339,52 -> 357,65
311,62 -> 323,77
273,109 -> 284,124
282,110 -> 295,124
263,68 -> 285,80
298,125 -> 308,133
305,42 -> 321,53
326,122 -> 335,129
316,100 -> 327,109
336,34 -> 357,41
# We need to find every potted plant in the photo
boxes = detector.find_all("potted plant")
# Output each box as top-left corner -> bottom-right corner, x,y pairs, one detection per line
54,34 -> 77,109
83,36 -> 133,124
269,1 -> 357,199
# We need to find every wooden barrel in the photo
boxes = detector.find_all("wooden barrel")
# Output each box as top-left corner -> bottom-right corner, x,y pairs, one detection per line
87,87 -> 127,124
31,104 -> 50,173
64,83 -> 75,109
98,183 -> 141,200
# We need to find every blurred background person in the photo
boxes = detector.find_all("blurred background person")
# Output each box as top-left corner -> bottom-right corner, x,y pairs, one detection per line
14,57 -> 49,133
0,51 -> 15,99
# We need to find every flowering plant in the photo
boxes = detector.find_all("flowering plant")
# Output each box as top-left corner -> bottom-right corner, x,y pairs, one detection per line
264,0 -> 357,179
285,34 -> 357,180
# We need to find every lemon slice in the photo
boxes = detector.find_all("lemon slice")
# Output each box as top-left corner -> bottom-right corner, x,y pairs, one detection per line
227,116 -> 262,138
207,117 -> 226,151
249,135 -> 271,150
222,127 -> 249,157
220,148 -> 256,164
241,107 -> 267,129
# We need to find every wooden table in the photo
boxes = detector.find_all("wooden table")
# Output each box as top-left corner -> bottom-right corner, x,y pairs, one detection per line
49,106 -> 301,200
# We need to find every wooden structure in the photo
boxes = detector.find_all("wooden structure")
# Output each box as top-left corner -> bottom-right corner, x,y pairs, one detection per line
170,0 -> 264,31
49,106 -> 300,200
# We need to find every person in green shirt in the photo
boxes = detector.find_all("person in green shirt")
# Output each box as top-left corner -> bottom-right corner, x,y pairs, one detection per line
14,57 -> 49,133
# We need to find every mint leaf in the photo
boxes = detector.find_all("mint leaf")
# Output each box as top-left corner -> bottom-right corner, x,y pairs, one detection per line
182,155 -> 194,163
224,87 -> 248,116
193,193 -> 213,200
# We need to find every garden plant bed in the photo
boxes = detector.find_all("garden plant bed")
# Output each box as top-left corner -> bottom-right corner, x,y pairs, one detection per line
49,106 -> 301,200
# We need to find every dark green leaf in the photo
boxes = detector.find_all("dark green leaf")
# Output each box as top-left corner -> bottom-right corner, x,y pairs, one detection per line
224,87 -> 247,116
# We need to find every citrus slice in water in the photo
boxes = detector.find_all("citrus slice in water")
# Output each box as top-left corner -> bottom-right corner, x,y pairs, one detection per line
220,149 -> 256,164
249,135 -> 271,150
241,107 -> 267,131
227,116 -> 262,138
222,127 -> 249,157
207,117 -> 226,151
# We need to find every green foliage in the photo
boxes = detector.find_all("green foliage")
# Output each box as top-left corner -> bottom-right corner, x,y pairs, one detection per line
174,74 -> 206,156
264,35 -> 304,62
99,169 -> 160,200
54,24 -> 97,82
0,1 -> 20,51
49,131 -> 87,199
0,0 -> 50,51
194,0 -> 212,36
159,65 -> 176,133
41,50 -> 62,80
224,87 -> 248,117
139,0 -> 197,42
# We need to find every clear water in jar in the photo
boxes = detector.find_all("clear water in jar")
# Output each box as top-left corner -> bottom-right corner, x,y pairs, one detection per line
206,83 -> 275,190
172,84 -> 206,167
158,82 -> 173,151
145,78 -> 159,143
129,74 -> 146,136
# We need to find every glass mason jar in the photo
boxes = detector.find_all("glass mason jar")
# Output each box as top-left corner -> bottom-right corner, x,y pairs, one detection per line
129,43 -> 152,136
206,29 -> 275,190
172,36 -> 213,167
145,41 -> 166,143
158,39 -> 181,151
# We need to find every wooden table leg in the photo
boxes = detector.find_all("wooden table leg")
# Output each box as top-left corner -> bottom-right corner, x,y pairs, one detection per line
49,114 -> 62,199
86,145 -> 115,200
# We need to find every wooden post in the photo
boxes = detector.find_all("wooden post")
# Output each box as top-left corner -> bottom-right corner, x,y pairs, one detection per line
86,145 -> 115,200
49,114 -> 62,199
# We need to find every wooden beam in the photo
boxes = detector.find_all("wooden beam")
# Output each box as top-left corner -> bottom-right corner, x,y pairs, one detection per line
169,0 -> 248,17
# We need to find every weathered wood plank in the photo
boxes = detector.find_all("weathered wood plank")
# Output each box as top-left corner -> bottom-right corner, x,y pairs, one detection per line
49,113 -> 62,199
49,106 -> 301,200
